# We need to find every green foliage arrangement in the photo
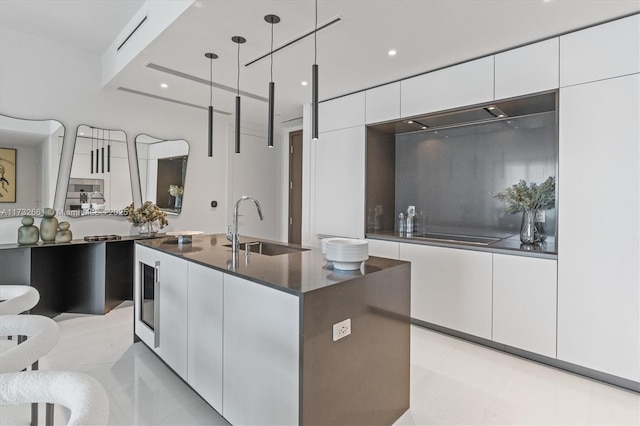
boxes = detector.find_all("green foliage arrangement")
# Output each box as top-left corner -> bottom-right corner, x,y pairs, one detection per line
123,201 -> 169,228
493,176 -> 556,214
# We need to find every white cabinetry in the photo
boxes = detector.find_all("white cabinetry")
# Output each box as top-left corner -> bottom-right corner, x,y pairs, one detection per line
495,38 -> 559,99
365,82 -> 401,124
134,245 -> 188,379
399,243 -> 492,339
318,92 -> 365,132
223,274 -> 299,425
366,239 -> 399,259
560,14 -> 640,87
315,126 -> 366,238
400,56 -> 494,118
493,254 -> 557,358
558,73 -> 640,382
187,262 -> 223,412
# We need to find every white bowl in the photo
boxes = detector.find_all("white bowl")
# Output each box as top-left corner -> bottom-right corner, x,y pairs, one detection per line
332,260 -> 364,271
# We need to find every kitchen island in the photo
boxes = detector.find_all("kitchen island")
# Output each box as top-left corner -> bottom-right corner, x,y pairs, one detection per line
134,234 -> 411,425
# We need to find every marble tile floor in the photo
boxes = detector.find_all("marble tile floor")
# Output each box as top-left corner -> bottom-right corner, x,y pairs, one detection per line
1,302 -> 638,425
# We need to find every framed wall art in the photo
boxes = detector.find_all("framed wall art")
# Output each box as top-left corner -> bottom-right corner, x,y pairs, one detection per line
0,147 -> 17,203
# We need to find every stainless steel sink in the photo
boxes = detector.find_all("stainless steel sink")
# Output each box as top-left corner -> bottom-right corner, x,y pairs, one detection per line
224,241 -> 309,256
419,232 -> 502,246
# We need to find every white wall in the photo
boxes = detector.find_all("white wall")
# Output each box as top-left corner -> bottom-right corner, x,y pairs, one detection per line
0,27 -> 283,244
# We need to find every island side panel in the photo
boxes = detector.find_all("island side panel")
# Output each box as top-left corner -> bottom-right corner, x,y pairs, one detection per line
301,262 -> 411,425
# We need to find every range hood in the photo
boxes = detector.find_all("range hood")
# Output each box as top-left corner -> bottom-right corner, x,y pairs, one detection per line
370,91 -> 556,135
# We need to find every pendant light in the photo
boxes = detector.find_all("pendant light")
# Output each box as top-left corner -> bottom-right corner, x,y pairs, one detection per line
311,0 -> 319,140
232,36 -> 246,154
265,14 -> 280,148
100,128 -> 105,173
95,128 -> 100,174
107,129 -> 111,172
90,127 -> 94,174
205,52 -> 218,157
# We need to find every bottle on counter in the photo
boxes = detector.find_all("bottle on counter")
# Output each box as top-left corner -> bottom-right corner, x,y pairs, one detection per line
398,213 -> 406,235
406,213 -> 413,235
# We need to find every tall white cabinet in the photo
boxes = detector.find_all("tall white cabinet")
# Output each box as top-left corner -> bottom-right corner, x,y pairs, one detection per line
558,73 -> 640,382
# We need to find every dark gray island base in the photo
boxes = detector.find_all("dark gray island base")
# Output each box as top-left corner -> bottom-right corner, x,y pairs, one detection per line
135,234 -> 411,425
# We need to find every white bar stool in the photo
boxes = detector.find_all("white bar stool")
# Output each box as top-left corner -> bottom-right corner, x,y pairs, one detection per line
0,370 -> 109,426
0,285 -> 40,315
1,314 -> 59,425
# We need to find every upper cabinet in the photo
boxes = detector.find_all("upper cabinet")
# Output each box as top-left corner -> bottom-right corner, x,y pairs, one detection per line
400,56 -> 494,118
0,115 -> 64,217
136,135 -> 189,215
560,14 -> 640,87
365,82 -> 401,124
66,125 -> 130,216
495,38 -> 559,100
318,92 -> 365,133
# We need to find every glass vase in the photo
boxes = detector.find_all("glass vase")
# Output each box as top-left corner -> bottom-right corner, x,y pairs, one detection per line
136,221 -> 159,237
174,196 -> 182,210
520,209 -> 541,244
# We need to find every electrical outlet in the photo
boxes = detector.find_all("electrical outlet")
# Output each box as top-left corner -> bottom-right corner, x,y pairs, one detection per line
333,318 -> 351,341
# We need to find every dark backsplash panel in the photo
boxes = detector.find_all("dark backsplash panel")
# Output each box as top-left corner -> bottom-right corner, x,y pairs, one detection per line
394,111 -> 557,238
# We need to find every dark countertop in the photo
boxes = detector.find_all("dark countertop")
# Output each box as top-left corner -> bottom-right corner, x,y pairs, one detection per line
136,234 -> 409,296
0,234 -> 159,250
367,231 -> 557,260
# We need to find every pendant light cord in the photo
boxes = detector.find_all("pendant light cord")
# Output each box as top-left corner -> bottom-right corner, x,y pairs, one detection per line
209,56 -> 213,106
237,41 -> 240,96
270,21 -> 274,82
314,0 -> 318,65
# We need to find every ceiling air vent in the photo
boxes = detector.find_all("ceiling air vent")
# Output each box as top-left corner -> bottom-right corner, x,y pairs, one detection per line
117,15 -> 148,52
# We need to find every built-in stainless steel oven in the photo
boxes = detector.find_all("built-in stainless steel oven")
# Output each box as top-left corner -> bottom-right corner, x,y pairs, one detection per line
65,178 -> 104,212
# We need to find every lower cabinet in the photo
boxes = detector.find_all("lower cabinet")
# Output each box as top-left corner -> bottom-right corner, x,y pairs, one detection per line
492,254 -> 557,358
366,239 -> 399,259
134,245 -> 188,379
223,274 -> 300,426
187,262 -> 223,413
399,243 -> 493,339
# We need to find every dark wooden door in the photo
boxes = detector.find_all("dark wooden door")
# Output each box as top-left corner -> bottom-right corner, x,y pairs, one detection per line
288,130 -> 303,245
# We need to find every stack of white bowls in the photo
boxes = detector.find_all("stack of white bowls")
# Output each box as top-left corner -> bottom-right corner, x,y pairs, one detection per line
325,238 -> 369,271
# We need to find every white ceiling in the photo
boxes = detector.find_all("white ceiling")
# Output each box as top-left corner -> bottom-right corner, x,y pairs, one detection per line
2,1 -> 639,127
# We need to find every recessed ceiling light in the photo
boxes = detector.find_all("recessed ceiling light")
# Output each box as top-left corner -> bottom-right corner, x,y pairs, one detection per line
301,81 -> 308,86
160,83 -> 168,88
79,132 -> 84,136
421,126 -> 427,129
487,106 -> 495,110
497,114 -> 505,118
388,49 -> 397,56
407,120 -> 413,124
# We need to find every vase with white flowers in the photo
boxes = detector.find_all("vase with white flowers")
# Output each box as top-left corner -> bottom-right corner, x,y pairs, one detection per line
168,185 -> 184,210
493,176 -> 556,244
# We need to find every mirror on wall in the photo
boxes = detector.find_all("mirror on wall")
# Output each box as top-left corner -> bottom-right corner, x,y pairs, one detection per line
64,125 -> 131,217
0,115 -> 65,218
135,134 -> 189,215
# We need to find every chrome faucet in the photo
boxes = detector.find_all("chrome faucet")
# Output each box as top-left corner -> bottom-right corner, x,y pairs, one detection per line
226,196 -> 264,253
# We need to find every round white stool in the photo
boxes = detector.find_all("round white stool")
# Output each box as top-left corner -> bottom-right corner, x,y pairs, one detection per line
0,315 -> 59,373
0,285 -> 40,315
1,314 -> 59,425
0,370 -> 109,426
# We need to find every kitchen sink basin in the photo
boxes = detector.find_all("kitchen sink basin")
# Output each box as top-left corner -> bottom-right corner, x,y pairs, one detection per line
224,241 -> 309,256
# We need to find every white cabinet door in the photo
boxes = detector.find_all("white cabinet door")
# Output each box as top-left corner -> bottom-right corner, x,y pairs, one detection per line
560,14 -> 640,87
399,243 -> 492,339
318,92 -> 365,133
315,126 -> 365,239
134,245 -> 188,379
493,254 -> 557,358
558,74 -> 640,382
223,274 -> 299,425
187,262 -> 223,413
400,56 -> 494,118
365,82 -> 401,124
366,239 -> 399,259
156,250 -> 188,379
495,38 -> 559,100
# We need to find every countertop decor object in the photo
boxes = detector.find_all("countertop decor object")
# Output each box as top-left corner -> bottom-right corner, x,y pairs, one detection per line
18,215 -> 39,245
39,208 -> 58,244
55,222 -> 72,243
165,230 -> 203,244
168,185 -> 183,210
493,176 -> 555,244
123,202 -> 168,237
325,238 -> 369,270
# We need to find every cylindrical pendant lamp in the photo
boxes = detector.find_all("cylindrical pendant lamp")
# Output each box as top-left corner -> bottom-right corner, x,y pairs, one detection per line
232,36 -> 246,154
